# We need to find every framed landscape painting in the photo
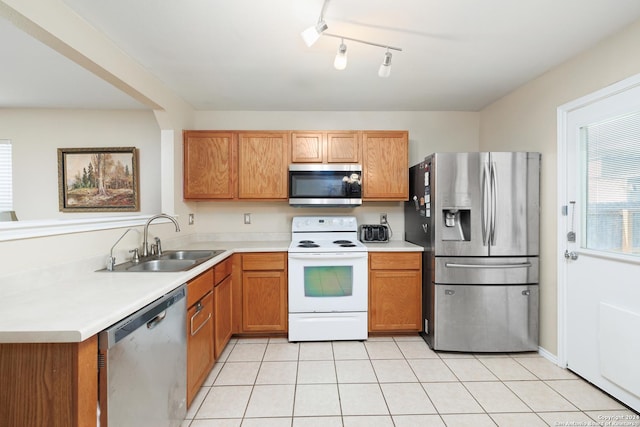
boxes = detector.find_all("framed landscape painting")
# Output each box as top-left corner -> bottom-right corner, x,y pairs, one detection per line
58,147 -> 139,212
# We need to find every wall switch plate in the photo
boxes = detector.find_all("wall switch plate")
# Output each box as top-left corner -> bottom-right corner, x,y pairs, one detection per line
188,213 -> 194,225
244,213 -> 251,224
380,213 -> 388,224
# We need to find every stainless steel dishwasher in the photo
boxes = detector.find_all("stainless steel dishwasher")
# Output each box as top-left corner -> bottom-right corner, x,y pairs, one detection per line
98,285 -> 187,427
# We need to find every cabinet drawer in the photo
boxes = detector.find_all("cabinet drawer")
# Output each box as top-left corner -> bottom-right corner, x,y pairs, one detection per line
242,252 -> 286,271
369,252 -> 421,270
214,257 -> 233,285
187,268 -> 214,307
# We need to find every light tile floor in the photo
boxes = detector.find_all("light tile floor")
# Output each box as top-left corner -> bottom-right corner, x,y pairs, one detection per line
182,336 -> 639,427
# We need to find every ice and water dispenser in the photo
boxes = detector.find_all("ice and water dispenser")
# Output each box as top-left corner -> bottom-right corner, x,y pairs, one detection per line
442,208 -> 470,241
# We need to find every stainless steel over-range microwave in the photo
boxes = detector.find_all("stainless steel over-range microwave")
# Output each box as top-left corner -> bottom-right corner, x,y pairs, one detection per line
288,164 -> 362,207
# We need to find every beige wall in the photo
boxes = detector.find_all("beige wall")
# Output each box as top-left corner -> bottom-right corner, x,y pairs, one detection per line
479,19 -> 640,354
1,109 -> 162,220
0,1 -> 194,277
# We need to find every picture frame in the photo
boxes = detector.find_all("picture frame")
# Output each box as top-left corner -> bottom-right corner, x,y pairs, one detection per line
58,147 -> 139,212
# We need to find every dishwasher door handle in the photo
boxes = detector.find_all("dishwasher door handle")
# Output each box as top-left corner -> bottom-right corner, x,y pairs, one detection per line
146,310 -> 167,329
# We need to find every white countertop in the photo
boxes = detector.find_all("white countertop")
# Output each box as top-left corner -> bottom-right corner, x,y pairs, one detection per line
0,239 -> 422,344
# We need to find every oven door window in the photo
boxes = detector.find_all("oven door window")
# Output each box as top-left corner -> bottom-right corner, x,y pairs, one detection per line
304,266 -> 353,297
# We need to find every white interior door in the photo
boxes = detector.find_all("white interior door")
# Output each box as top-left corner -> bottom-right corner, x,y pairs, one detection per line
560,77 -> 640,411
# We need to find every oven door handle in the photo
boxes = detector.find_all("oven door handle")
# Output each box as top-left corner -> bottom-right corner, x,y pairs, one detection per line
288,252 -> 368,260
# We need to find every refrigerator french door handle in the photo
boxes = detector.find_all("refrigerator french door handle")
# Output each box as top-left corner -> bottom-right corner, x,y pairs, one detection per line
481,162 -> 490,246
445,262 -> 532,269
490,162 -> 497,246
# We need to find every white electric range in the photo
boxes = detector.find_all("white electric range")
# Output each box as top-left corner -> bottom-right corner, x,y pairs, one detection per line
288,216 -> 368,342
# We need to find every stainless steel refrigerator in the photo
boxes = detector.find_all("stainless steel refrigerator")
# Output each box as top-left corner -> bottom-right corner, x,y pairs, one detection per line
405,152 -> 540,352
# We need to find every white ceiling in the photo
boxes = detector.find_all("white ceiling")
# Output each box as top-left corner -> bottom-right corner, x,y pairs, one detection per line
3,0 -> 640,111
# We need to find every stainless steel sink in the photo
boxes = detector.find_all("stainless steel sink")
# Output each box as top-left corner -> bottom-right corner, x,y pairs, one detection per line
99,249 -> 225,272
160,250 -> 218,260
126,259 -> 196,272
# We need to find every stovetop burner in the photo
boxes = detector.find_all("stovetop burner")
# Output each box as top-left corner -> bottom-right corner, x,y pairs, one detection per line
298,242 -> 320,248
333,240 -> 352,244
340,243 -> 357,247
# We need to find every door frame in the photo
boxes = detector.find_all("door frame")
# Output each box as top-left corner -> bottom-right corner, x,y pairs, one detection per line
556,72 -> 640,368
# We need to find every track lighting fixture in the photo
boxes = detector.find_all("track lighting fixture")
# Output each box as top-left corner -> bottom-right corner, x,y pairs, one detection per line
378,50 -> 392,78
334,40 -> 347,70
300,20 -> 328,47
300,0 -> 402,77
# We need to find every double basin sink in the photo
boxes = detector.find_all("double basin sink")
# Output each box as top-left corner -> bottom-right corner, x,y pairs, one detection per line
104,250 -> 225,272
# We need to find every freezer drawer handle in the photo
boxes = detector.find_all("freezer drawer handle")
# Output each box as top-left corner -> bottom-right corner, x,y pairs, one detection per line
445,262 -> 532,269
444,289 -> 455,295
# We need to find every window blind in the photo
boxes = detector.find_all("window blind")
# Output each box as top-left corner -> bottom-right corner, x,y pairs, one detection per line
582,111 -> 640,255
0,140 -> 12,212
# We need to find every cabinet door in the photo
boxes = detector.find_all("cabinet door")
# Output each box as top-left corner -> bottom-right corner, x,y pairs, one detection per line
291,132 -> 323,163
362,131 -> 408,200
291,131 -> 360,163
187,291 -> 214,407
0,336 -> 98,427
369,252 -> 422,333
326,132 -> 359,163
183,131 -> 236,199
237,132 -> 289,199
369,269 -> 422,332
242,270 -> 287,332
214,275 -> 233,359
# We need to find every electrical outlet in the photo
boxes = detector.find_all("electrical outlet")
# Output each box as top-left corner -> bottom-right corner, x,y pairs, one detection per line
244,213 -> 251,224
380,213 -> 388,224
188,213 -> 195,225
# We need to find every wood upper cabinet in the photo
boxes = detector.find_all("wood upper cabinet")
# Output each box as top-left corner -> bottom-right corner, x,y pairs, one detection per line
237,132 -> 289,199
183,129 -> 409,201
291,131 -> 360,163
186,269 -> 215,407
183,131 -> 236,199
241,252 -> 287,333
362,131 -> 409,200
369,252 -> 422,332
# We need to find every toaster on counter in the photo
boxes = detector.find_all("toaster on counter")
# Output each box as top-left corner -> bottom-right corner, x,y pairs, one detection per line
359,224 -> 390,243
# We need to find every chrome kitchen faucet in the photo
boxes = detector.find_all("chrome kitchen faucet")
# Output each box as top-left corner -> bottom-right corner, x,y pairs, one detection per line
142,214 -> 181,257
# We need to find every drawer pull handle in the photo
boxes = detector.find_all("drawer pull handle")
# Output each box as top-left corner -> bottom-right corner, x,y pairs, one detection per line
190,311 -> 212,336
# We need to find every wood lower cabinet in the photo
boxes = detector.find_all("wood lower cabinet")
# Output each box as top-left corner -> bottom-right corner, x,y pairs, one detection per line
183,131 -> 236,199
214,258 -> 233,359
291,131 -> 360,163
186,269 -> 215,407
241,252 -> 288,333
0,336 -> 98,427
237,132 -> 289,199
362,131 -> 409,200
369,252 -> 422,332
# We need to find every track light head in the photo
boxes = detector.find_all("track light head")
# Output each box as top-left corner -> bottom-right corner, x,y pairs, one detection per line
301,20 -> 328,47
334,41 -> 347,70
378,50 -> 392,78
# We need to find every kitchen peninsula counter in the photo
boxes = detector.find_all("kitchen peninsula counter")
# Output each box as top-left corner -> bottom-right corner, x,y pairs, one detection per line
0,239 -> 421,343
